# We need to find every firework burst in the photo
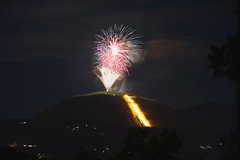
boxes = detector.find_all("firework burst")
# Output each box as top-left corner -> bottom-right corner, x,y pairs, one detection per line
93,24 -> 143,91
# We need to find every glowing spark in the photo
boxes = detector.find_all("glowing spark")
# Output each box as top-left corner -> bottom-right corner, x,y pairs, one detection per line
93,24 -> 143,91
96,67 -> 121,91
123,94 -> 151,127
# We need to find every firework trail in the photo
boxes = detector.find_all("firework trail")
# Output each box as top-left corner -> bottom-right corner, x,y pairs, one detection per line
93,24 -> 143,91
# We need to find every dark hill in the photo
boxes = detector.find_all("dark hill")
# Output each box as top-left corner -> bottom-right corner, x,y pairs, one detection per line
32,91 -> 203,131
178,102 -> 236,133
1,92 -> 221,160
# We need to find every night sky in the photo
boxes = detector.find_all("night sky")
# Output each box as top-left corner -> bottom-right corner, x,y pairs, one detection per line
0,0 -> 236,120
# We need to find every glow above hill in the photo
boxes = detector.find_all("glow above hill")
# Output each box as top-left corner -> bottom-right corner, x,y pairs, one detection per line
123,94 -> 151,127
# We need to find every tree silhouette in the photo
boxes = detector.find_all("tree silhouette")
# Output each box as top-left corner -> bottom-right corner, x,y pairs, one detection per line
219,131 -> 237,160
207,1 -> 240,159
208,34 -> 239,81
146,128 -> 182,160
120,127 -> 148,160
75,146 -> 100,160
0,146 -> 37,160
109,127 -> 182,160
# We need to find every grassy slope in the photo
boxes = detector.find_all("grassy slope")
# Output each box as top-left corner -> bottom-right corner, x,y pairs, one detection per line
71,91 -> 158,102
31,91 -> 204,132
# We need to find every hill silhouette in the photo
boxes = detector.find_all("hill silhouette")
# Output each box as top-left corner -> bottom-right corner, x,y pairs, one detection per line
30,92 -> 218,160
31,91 -> 202,131
178,102 -> 236,133
1,92 -> 221,160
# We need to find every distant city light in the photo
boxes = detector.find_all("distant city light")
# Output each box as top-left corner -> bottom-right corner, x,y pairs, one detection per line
200,145 -> 212,149
8,144 -> 15,147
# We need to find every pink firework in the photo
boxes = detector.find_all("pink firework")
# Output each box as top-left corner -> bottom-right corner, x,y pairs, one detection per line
93,24 -> 143,91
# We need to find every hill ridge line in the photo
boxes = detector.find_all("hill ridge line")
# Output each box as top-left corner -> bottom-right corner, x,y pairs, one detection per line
70,91 -> 158,102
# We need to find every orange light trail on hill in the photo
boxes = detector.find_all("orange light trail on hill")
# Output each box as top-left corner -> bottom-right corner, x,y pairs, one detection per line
123,94 -> 151,127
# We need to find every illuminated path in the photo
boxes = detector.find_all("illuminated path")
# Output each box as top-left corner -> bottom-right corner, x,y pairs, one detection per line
123,94 -> 151,127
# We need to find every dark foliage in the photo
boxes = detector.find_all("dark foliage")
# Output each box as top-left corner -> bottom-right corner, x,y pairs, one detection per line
208,34 -> 240,82
75,146 -> 101,160
146,128 -> 182,160
0,146 -> 37,160
219,131 -> 237,160
108,127 -> 182,160
120,127 -> 148,160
